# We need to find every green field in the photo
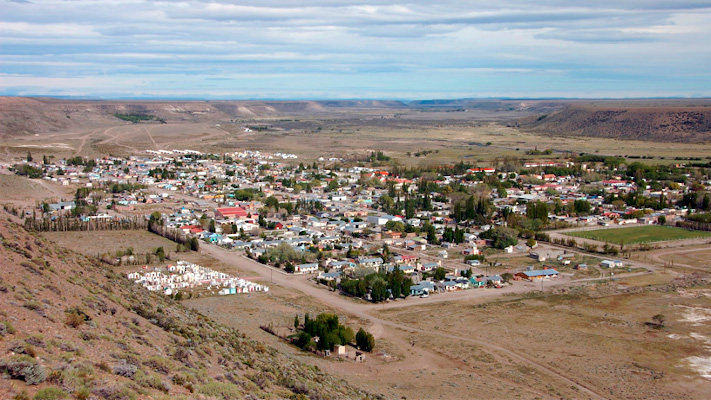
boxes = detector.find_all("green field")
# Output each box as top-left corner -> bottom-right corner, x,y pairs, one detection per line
566,225 -> 711,245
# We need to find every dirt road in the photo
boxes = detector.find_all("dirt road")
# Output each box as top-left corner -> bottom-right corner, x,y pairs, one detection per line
200,243 -> 610,399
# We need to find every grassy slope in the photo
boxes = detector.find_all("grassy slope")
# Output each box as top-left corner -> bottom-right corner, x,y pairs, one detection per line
0,211 -> 374,400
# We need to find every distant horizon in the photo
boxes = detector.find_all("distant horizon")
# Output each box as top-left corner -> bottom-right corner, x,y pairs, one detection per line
7,94 -> 711,103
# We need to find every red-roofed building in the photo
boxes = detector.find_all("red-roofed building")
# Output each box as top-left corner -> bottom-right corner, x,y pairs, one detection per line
215,207 -> 248,220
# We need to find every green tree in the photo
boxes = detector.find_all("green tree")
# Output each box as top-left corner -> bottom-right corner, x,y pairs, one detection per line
154,246 -> 166,262
370,278 -> 388,302
265,196 -> 280,210
356,328 -> 375,352
482,226 -> 518,249
573,199 -> 591,215
434,267 -> 446,281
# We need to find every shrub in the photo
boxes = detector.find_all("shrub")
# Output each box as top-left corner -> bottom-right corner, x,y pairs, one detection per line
9,341 -> 35,356
25,335 -> 45,348
136,372 -> 171,393
92,383 -> 136,400
74,387 -> 91,400
143,356 -> 172,374
0,355 -> 47,385
14,390 -> 30,400
23,301 -> 43,311
0,321 -> 16,336
33,387 -> 67,400
112,362 -> 137,378
64,307 -> 91,328
197,382 -> 243,398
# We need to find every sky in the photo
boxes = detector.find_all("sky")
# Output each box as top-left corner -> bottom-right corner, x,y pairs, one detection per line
1,0 -> 710,100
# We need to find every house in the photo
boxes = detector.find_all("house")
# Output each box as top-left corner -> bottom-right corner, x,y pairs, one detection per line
530,250 -> 565,262
367,214 -> 402,226
385,264 -> 415,274
485,276 -> 503,286
48,201 -> 76,212
410,281 -> 436,296
515,269 -> 559,281
358,257 -> 383,268
420,262 -> 440,272
329,260 -> 356,270
294,263 -> 319,274
600,260 -> 623,268
215,207 -> 248,220
470,278 -> 486,288
318,271 -> 342,282
574,264 -> 588,270
461,246 -> 480,256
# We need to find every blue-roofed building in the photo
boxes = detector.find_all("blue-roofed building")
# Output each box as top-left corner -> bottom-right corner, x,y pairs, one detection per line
318,270 -> 343,282
358,257 -> 383,268
410,281 -> 436,296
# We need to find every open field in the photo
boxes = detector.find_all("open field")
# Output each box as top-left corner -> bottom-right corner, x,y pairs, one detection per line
40,230 -> 179,258
373,280 -> 711,400
0,171 -> 76,208
566,226 -> 711,245
4,119 -> 711,167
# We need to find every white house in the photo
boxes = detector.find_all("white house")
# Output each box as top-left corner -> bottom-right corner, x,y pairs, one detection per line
295,263 -> 319,274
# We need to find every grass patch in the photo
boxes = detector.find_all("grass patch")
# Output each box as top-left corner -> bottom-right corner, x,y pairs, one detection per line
566,226 -> 711,245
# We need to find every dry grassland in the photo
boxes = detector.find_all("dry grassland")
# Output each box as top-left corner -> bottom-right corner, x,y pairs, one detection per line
3,116 -> 711,166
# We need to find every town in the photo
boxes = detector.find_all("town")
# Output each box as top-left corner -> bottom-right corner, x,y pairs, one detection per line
7,147 -> 710,304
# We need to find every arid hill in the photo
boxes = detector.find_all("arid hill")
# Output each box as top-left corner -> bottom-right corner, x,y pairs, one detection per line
0,97 -> 411,139
3,96 -> 711,143
0,211 -> 372,399
520,103 -> 711,143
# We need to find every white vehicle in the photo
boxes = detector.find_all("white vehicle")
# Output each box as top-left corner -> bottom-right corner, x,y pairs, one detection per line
420,293 -> 429,298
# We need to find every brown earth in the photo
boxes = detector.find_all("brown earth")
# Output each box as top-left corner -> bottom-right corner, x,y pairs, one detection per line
0,210 -> 374,399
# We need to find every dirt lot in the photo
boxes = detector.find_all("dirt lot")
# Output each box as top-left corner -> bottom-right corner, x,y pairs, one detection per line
0,171 -> 76,209
40,230 -> 179,260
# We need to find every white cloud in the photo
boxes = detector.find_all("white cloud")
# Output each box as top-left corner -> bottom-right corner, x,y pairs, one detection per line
0,0 -> 709,98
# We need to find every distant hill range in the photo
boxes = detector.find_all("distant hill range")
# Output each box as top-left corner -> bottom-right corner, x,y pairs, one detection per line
517,100 -> 711,143
1,96 -> 710,142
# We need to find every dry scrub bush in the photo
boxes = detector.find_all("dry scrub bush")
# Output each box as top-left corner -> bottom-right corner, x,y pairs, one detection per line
0,355 -> 47,385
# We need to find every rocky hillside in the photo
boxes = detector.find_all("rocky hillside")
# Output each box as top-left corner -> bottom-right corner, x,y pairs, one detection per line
0,211 -> 373,400
520,104 -> 711,143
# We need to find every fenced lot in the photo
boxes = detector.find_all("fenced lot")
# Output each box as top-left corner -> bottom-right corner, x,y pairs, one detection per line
565,225 -> 711,245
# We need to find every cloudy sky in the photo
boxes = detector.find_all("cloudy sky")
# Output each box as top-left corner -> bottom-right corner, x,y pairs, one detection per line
1,0 -> 710,99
